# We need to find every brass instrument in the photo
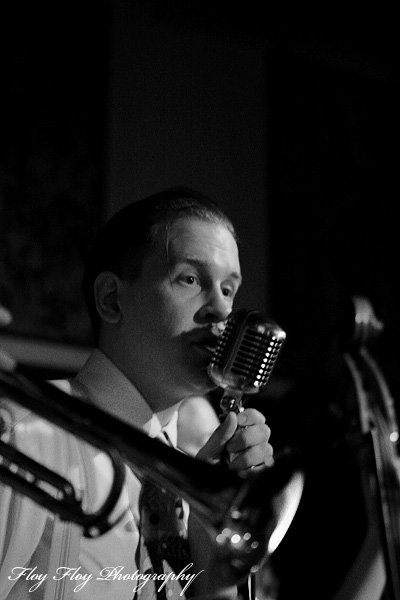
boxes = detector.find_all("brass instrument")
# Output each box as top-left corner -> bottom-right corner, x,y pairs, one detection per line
0,366 -> 304,586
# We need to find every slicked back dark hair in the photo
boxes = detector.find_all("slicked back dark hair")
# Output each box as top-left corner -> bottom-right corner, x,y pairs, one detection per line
82,186 -> 237,338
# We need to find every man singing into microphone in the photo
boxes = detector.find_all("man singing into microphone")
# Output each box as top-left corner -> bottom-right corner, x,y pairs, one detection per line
0,187 -> 273,599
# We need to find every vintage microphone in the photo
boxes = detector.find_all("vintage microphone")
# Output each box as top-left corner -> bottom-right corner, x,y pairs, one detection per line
208,309 -> 292,599
208,308 -> 287,416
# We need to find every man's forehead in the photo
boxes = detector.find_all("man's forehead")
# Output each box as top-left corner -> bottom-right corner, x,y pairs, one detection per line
137,218 -> 240,284
167,218 -> 239,261
167,217 -> 236,247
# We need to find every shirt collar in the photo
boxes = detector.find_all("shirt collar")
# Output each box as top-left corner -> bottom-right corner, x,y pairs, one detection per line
73,348 -> 178,445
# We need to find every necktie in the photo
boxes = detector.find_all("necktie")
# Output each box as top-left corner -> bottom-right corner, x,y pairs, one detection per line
137,431 -> 191,600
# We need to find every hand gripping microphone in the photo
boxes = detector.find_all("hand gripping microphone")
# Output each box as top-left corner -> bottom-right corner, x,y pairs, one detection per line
207,309 -> 300,598
208,309 -> 286,417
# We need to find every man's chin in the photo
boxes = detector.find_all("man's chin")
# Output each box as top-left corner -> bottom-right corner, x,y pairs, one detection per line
185,364 -> 216,395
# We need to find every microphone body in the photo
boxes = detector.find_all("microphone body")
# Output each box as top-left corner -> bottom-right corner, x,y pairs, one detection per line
208,309 -> 286,417
207,309 -> 288,599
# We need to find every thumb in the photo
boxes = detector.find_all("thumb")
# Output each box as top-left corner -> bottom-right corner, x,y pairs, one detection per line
196,411 -> 237,464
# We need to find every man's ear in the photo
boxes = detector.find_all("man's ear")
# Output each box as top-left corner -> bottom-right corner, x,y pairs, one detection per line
93,271 -> 122,325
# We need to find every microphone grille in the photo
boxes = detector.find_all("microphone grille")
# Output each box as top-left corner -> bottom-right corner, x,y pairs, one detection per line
209,309 -> 286,393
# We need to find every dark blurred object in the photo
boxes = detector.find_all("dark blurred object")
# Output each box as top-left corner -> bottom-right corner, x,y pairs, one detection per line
265,297 -> 400,600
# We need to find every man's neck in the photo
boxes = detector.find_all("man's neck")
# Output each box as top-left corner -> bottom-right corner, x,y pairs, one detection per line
97,344 -> 183,424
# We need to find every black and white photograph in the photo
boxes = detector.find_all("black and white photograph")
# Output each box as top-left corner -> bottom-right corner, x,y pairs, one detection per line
0,2 -> 398,599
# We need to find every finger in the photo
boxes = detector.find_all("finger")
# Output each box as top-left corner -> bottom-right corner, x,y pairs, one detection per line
196,411 -> 237,463
226,422 -> 271,454
228,442 -> 274,472
236,407 -> 266,428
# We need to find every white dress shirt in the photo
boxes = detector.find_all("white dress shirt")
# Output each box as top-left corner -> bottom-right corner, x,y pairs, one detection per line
0,349 -> 191,600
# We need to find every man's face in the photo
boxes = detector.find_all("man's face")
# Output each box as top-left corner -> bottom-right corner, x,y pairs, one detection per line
116,217 -> 242,407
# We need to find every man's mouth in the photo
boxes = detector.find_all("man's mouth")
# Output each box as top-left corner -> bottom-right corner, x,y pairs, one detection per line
190,333 -> 220,357
191,341 -> 217,356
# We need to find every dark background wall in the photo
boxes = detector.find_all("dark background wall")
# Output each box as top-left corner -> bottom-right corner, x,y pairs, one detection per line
106,1 -> 270,315
0,2 -> 108,357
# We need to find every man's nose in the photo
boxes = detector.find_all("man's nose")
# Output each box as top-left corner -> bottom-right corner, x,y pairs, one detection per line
196,288 -> 232,324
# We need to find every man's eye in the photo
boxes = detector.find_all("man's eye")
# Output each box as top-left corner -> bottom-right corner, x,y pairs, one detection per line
222,287 -> 234,298
179,275 -> 200,286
